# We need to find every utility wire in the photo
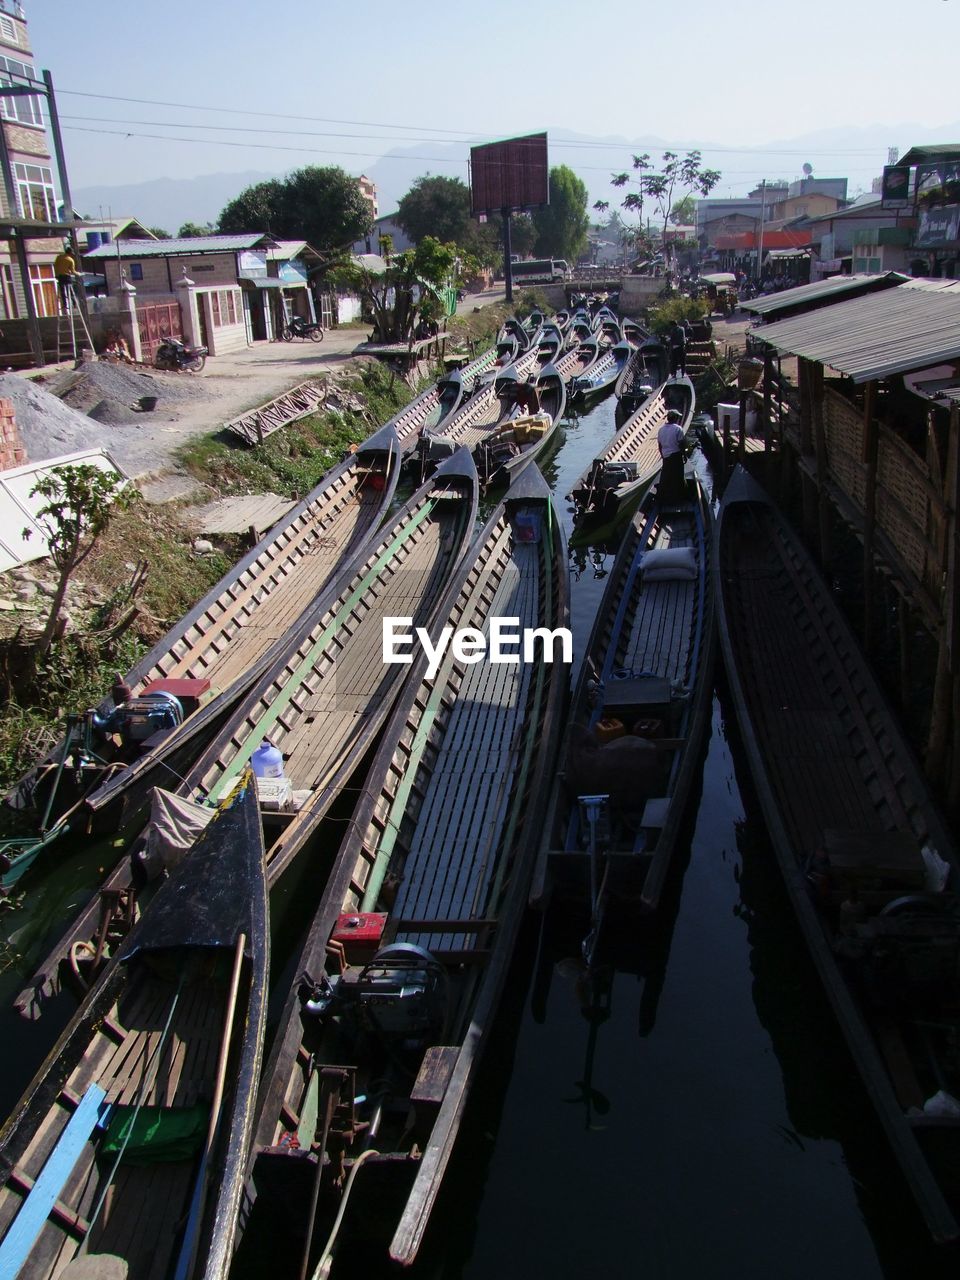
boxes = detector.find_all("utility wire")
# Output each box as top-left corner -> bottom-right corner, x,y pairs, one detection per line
57,89 -> 890,157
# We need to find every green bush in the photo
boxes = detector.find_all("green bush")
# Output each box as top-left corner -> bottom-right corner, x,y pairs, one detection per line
648,296 -> 710,335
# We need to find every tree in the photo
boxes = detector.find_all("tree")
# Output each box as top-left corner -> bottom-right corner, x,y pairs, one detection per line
395,174 -> 511,268
177,221 -> 217,238
218,167 -> 373,253
531,166 -> 590,262
25,465 -> 139,656
669,195 -> 696,226
332,237 -> 465,345
148,226 -> 171,239
397,176 -> 473,246
596,151 -> 720,265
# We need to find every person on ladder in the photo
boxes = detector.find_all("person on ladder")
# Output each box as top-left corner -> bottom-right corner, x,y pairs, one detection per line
54,244 -> 78,313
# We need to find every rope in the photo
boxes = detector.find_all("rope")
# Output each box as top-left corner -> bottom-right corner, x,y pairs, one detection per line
80,972 -> 185,1249
310,1149 -> 381,1280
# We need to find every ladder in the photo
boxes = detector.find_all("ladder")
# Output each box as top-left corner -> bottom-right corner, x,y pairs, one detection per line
56,280 -> 95,366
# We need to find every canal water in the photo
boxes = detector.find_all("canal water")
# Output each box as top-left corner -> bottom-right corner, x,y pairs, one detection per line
2,387 -> 958,1278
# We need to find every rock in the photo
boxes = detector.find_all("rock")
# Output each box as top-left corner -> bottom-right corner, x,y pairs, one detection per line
192,538 -> 214,555
37,581 -> 59,597
13,582 -> 38,600
0,597 -> 17,610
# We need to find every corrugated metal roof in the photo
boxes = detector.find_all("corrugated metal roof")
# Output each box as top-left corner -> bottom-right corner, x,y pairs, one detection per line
752,279 -> 960,382
743,272 -> 907,317
84,234 -> 268,259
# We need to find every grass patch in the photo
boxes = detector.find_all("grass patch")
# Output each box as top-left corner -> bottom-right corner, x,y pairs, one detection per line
176,362 -> 414,499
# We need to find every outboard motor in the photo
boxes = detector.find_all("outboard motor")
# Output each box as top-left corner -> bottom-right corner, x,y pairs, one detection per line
92,689 -> 184,751
302,942 -> 448,1044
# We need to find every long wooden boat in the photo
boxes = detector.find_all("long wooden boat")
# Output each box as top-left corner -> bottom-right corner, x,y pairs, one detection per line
569,340 -> 632,403
242,465 -> 570,1273
716,467 -> 960,1244
534,476 -> 714,962
532,323 -> 565,365
14,454 -> 479,1021
473,364 -> 566,490
0,768 -> 268,1280
622,317 -> 648,348
2,426 -> 403,887
417,360 -> 563,491
615,337 -> 669,417
592,308 -> 622,346
554,336 -> 601,385
569,375 -> 696,544
566,313 -> 594,346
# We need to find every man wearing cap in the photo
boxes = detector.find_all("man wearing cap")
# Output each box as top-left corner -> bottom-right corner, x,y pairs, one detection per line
657,408 -> 686,503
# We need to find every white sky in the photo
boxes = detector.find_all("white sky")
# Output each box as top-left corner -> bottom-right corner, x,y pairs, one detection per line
25,0 -> 960,202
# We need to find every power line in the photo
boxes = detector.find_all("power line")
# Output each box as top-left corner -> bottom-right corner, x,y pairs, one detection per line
57,88 -> 892,158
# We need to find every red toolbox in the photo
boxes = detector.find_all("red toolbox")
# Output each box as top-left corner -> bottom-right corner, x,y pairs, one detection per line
141,677 -> 210,716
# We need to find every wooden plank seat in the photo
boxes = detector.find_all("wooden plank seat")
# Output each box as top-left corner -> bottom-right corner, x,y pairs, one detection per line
0,1085 -> 108,1277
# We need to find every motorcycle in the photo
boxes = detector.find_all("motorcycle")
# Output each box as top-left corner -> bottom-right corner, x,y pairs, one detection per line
281,315 -> 324,343
155,336 -> 207,373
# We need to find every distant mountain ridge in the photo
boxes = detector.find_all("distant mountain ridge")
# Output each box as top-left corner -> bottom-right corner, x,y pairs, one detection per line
71,120 -> 960,233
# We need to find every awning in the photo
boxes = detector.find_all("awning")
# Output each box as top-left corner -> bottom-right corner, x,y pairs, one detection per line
239,276 -> 284,289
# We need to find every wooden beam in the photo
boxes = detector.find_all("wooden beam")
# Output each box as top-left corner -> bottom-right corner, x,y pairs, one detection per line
809,362 -> 831,568
862,381 -> 878,656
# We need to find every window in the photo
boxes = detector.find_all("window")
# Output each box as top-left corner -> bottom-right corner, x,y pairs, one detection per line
129,262 -> 143,281
0,263 -> 19,318
209,288 -> 239,327
29,262 -> 55,316
14,162 -> 56,221
0,54 -> 42,126
0,15 -> 19,45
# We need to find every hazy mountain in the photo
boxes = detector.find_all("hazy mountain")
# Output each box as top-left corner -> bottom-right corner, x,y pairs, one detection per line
70,121 -> 960,233
71,170 -> 276,234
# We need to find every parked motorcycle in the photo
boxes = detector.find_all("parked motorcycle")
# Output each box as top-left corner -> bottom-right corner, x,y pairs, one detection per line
281,315 -> 324,343
155,336 -> 207,372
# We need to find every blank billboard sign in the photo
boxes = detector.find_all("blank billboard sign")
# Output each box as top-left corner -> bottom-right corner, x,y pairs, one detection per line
470,133 -> 549,215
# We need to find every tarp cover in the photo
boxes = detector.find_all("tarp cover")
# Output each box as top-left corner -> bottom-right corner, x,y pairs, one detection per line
101,1103 -> 207,1164
144,788 -> 213,873
120,773 -> 266,959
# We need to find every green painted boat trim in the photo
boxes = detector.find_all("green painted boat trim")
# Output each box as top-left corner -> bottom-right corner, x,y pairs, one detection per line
209,497 -> 438,802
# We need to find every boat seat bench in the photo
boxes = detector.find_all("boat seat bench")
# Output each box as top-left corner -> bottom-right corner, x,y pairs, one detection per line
0,1084 -> 108,1276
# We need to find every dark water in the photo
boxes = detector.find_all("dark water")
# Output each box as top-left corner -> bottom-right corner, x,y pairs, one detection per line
3,391 -> 959,1278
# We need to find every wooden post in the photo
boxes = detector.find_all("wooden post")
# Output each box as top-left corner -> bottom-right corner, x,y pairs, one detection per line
762,348 -> 773,450
738,388 -> 748,464
862,380 -> 878,656
798,356 -> 813,457
926,401 -> 960,787
809,362 -> 831,567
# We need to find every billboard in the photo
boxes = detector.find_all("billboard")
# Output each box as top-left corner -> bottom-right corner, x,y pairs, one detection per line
470,133 -> 549,216
917,204 -> 960,247
881,165 -> 911,209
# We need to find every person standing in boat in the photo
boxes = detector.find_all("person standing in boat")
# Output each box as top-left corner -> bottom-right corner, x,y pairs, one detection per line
667,321 -> 687,378
657,408 -> 686,503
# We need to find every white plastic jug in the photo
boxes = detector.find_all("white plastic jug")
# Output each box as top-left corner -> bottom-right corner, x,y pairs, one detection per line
251,738 -> 284,779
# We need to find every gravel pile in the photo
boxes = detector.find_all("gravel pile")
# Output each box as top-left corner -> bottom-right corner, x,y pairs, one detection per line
44,360 -> 210,423
0,372 -> 112,461
88,397 -> 143,425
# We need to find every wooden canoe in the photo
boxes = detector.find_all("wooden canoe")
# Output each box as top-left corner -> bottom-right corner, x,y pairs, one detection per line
569,375 -> 696,544
534,475 -> 714,945
243,464 -> 570,1273
622,318 -> 648,348
473,364 -> 566,490
14,454 -> 479,1021
3,427 -> 403,883
569,340 -> 632,403
716,466 -> 960,1244
554,336 -> 601,385
615,338 -> 669,417
0,769 -> 268,1280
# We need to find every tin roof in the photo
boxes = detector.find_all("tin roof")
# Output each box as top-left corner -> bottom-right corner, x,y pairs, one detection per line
84,234 -> 269,259
743,271 -> 907,317
757,279 -> 960,381
751,279 -> 960,382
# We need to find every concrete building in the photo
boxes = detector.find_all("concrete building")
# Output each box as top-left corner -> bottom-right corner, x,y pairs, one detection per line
0,0 -> 68,321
